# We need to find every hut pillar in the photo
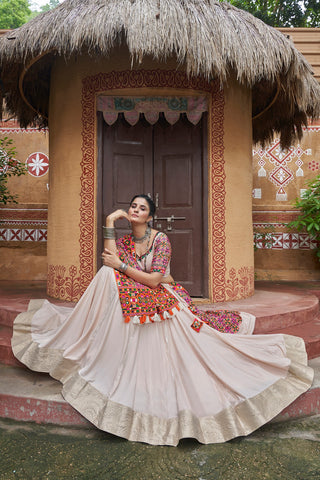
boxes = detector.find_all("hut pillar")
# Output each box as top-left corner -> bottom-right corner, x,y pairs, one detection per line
47,52 -> 254,302
46,59 -> 84,300
221,78 -> 254,300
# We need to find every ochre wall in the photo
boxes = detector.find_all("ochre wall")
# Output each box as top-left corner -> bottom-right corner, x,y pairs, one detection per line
223,78 -> 254,299
252,28 -> 320,281
1,30 -> 319,294
253,123 -> 320,281
0,123 -> 48,280
2,45 -> 318,295
47,48 -> 254,301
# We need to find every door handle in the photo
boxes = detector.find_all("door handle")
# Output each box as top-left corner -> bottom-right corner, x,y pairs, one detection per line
154,215 -> 186,231
154,215 -> 186,221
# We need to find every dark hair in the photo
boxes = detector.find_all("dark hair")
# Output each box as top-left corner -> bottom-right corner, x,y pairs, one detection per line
130,194 -> 156,217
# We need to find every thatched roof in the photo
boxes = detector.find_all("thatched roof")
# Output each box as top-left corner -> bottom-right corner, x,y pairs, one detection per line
0,0 -> 319,148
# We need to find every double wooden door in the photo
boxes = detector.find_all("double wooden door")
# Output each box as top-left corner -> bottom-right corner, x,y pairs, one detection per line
98,114 -> 207,296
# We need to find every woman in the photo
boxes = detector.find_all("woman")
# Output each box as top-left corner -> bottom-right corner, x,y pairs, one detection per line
12,194 -> 313,446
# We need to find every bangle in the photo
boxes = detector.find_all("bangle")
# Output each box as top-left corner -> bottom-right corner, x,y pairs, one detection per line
103,226 -> 116,239
119,262 -> 128,273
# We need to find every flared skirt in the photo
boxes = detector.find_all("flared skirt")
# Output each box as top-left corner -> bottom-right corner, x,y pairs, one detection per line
12,267 -> 314,446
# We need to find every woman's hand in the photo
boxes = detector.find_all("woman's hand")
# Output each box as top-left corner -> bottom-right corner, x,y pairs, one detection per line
106,209 -> 129,226
101,248 -> 122,270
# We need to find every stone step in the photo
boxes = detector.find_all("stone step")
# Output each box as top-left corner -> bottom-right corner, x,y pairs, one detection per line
198,289 -> 320,334
0,327 -> 24,367
0,364 -> 90,427
273,356 -> 320,422
271,316 -> 320,360
0,359 -> 319,429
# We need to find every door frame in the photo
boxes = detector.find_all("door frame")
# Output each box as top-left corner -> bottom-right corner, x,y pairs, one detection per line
96,107 -> 209,298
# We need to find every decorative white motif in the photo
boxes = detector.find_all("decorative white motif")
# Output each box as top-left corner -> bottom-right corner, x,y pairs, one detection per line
253,231 -> 317,250
253,139 -> 313,200
26,152 -> 49,177
252,147 -> 267,177
0,228 -> 47,241
252,188 -> 262,199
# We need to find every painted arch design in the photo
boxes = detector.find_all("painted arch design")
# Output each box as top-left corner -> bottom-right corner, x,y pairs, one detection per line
76,69 -> 226,301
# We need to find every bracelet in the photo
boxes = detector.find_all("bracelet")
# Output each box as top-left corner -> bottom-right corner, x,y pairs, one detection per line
103,226 -> 116,239
119,262 -> 128,273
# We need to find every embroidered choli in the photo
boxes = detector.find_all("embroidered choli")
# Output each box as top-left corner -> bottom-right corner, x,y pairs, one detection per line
114,233 -> 179,324
117,232 -> 171,276
114,232 -> 242,333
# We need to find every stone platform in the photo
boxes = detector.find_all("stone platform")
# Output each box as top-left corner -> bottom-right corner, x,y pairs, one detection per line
0,280 -> 320,429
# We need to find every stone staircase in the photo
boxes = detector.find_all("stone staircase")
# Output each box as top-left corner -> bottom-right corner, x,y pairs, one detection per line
0,281 -> 319,427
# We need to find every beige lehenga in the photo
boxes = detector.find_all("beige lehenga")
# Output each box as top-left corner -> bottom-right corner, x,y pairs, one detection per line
12,232 -> 313,446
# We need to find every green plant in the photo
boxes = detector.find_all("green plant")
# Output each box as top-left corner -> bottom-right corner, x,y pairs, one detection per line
0,137 -> 27,204
287,174 -> 320,260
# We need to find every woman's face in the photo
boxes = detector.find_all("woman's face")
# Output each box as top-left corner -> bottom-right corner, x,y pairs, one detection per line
128,197 -> 152,225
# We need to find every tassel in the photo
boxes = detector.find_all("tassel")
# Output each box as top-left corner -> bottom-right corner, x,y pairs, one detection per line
124,316 -> 131,323
149,315 -> 155,323
168,309 -> 173,315
140,315 -> 146,324
175,304 -> 180,312
163,311 -> 170,319
132,316 -> 140,324
153,313 -> 161,322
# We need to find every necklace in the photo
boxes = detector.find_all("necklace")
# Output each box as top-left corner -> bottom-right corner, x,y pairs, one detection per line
132,226 -> 151,244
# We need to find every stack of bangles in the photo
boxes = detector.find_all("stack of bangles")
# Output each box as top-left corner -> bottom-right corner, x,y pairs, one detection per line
103,226 -> 116,239
119,262 -> 128,273
103,227 -> 128,273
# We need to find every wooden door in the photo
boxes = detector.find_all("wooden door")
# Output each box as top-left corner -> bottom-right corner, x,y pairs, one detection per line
101,116 -> 153,238
153,119 -> 204,296
99,114 -> 207,296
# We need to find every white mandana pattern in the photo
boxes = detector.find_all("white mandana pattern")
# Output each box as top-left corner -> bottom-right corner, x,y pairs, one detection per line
252,139 -> 312,200
26,152 -> 49,177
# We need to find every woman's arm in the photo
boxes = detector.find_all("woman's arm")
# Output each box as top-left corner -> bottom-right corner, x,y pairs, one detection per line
162,274 -> 174,283
103,209 -> 129,254
101,248 -> 163,288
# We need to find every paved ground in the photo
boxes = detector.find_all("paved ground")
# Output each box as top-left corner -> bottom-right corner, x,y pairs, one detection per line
0,415 -> 320,480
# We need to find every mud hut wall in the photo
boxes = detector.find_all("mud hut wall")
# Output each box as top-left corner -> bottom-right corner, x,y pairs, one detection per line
253,124 -> 320,281
48,50 -> 214,300
0,124 -> 48,280
46,47 -> 255,302
253,28 -> 320,281
47,56 -> 84,288
224,78 -> 254,297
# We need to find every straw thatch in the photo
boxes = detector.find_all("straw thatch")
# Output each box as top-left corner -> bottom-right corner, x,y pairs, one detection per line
0,0 -> 319,148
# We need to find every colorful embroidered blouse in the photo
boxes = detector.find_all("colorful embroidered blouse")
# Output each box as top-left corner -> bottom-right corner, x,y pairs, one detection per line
116,232 -> 171,276
114,233 -> 178,323
114,232 -> 242,333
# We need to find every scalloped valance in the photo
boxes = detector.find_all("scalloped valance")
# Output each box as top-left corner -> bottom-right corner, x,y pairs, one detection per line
97,96 -> 208,126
